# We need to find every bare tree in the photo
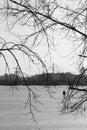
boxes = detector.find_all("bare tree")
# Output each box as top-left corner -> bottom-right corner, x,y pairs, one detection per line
1,0 -> 87,120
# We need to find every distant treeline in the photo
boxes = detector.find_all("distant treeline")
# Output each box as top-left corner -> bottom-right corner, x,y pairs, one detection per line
0,72 -> 87,86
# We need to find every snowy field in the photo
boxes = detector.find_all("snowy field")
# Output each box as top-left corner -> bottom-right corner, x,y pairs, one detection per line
0,85 -> 87,130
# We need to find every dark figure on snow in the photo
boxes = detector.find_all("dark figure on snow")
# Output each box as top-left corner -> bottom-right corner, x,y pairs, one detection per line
63,90 -> 66,98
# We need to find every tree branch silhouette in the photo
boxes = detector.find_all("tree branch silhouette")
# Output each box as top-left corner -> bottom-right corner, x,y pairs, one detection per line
1,0 -> 87,119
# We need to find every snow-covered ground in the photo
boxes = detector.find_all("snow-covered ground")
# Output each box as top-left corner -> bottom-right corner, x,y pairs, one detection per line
0,85 -> 87,129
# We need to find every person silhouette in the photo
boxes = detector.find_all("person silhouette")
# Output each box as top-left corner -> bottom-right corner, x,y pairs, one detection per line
63,90 -> 66,98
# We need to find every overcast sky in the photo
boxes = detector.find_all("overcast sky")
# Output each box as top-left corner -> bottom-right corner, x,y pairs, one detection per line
0,0 -> 82,76
0,18 -> 80,76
